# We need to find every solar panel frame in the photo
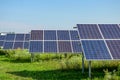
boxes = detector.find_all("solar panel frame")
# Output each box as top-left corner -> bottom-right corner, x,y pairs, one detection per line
44,41 -> 57,52
15,34 -> 25,41
57,30 -> 70,40
44,30 -> 57,40
70,30 -> 80,40
106,40 -> 120,59
31,30 -> 43,40
58,41 -> 72,52
25,34 -> 30,41
24,41 -> 29,49
0,41 -> 4,47
81,40 -> 112,60
0,35 -> 6,40
29,41 -> 43,53
77,24 -> 103,39
13,41 -> 24,49
72,41 -> 82,53
98,24 -> 120,39
3,41 -> 14,49
5,34 -> 15,41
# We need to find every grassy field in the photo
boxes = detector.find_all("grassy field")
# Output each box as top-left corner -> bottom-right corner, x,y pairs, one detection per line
0,50 -> 120,80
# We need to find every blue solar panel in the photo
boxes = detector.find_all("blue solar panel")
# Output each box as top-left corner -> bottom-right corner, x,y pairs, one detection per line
70,30 -> 79,40
6,34 -> 15,41
13,42 -> 23,49
3,42 -> 13,49
15,34 -> 25,41
24,42 -> 29,49
0,41 -> 4,47
81,40 -> 112,60
31,30 -> 43,40
25,34 -> 30,41
98,24 -> 120,39
72,41 -> 82,53
44,30 -> 56,40
29,41 -> 43,53
57,30 -> 70,40
58,41 -> 72,52
106,40 -> 120,59
44,41 -> 57,52
0,35 -> 6,40
77,24 -> 102,39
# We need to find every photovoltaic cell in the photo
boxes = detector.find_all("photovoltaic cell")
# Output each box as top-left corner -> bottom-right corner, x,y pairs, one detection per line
70,30 -> 79,40
29,41 -> 43,53
31,30 -> 43,40
24,42 -> 29,49
13,42 -> 23,49
81,40 -> 111,60
57,30 -> 70,40
3,42 -> 13,49
72,41 -> 82,53
44,30 -> 56,40
25,34 -> 30,41
58,41 -> 72,52
98,24 -> 120,39
106,40 -> 120,59
6,34 -> 15,41
15,34 -> 25,41
44,41 -> 57,52
0,35 -> 6,40
0,41 -> 4,46
77,24 -> 102,39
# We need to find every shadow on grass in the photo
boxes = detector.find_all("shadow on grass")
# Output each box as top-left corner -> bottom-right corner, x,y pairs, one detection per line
7,68 -> 105,80
1,59 -> 31,63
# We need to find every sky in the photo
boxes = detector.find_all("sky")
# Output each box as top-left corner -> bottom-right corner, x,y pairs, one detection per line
0,0 -> 120,33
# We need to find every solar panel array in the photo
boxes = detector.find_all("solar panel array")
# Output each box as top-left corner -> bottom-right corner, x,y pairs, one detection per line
29,30 -> 82,53
77,24 -> 120,60
3,34 -> 30,49
0,35 -> 6,47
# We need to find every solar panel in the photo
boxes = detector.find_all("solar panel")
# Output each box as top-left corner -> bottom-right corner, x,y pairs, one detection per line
31,30 -> 43,40
77,24 -> 102,39
57,30 -> 70,40
15,34 -> 25,41
29,41 -> 43,53
44,30 -> 56,40
58,41 -> 72,52
72,41 -> 82,53
70,30 -> 79,40
44,41 -> 57,52
6,34 -> 15,41
0,41 -> 4,47
3,42 -> 13,49
106,40 -> 120,59
25,34 -> 30,41
0,35 -> 6,40
99,24 -> 120,39
13,42 -> 23,49
81,40 -> 112,60
24,42 -> 29,49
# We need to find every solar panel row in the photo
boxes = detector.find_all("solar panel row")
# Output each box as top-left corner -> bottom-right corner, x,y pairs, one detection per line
29,41 -> 82,53
77,24 -> 120,60
3,41 -> 29,49
30,30 -> 80,40
5,34 -> 30,41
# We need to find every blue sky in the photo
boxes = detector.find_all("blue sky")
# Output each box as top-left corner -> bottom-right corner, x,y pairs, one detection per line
0,0 -> 120,32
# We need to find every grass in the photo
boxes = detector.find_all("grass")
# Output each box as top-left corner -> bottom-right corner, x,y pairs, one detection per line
0,49 -> 120,80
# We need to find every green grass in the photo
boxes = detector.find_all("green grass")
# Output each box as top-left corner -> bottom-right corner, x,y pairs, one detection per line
0,49 -> 120,80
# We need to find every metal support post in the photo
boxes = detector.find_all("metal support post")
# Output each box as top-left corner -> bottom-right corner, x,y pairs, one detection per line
82,53 -> 84,73
31,53 -> 34,62
89,61 -> 91,78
